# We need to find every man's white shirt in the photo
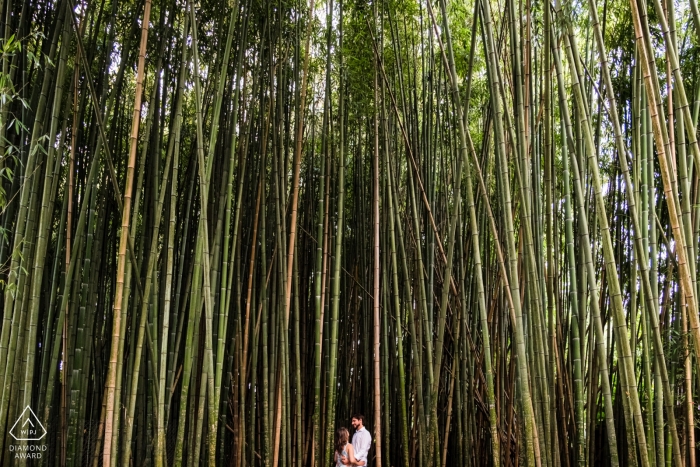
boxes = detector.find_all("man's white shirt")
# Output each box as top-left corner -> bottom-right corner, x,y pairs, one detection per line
352,426 -> 371,464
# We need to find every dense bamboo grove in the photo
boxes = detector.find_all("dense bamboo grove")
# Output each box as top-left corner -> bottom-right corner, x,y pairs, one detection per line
2,0 -> 700,464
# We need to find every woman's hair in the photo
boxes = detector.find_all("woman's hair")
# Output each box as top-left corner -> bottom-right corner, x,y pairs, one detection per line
335,427 -> 349,455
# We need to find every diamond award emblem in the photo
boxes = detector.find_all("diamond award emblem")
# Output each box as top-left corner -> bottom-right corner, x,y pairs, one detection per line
9,406 -> 46,441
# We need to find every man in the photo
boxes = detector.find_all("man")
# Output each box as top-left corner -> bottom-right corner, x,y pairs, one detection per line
341,413 -> 371,466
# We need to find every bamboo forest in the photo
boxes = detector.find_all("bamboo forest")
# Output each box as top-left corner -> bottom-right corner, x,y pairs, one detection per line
5,0 -> 700,463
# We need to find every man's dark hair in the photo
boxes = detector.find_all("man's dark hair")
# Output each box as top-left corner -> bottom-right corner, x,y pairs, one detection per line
351,413 -> 365,425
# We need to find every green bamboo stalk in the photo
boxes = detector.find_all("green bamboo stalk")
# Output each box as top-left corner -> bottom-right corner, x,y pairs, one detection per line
551,24 -> 620,465
479,0 -> 540,462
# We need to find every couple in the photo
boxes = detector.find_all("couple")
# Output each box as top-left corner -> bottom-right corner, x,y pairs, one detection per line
334,413 -> 371,467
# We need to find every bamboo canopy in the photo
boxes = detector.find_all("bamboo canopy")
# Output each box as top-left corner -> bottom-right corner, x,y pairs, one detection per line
0,0 -> 699,465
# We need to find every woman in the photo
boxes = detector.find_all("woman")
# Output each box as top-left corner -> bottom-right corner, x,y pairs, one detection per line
334,427 -> 360,467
